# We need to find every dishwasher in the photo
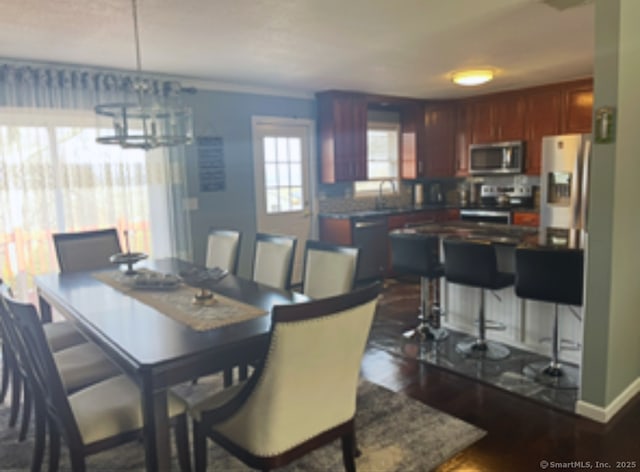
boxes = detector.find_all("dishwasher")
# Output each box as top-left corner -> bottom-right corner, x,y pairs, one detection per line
352,217 -> 388,282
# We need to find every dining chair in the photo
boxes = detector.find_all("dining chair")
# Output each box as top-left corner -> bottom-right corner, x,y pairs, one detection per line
251,232 -> 297,290
301,240 -> 360,299
0,286 -> 121,449
53,228 -> 122,273
174,282 -> 382,472
205,228 -> 242,274
1,294 -> 191,472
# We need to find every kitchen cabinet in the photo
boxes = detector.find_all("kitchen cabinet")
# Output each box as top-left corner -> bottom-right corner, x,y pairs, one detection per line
494,94 -> 526,142
468,98 -> 495,144
399,102 -> 426,179
454,102 -> 472,176
513,211 -> 540,227
525,86 -> 562,175
424,102 -> 456,178
316,91 -> 368,183
562,79 -> 594,134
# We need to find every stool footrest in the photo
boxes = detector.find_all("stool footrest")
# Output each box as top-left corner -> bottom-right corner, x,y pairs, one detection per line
474,319 -> 506,331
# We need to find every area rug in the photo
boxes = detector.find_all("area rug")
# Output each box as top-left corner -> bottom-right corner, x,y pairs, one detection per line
0,378 -> 485,471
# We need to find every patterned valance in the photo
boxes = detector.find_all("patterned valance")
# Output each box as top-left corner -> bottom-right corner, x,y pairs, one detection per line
0,63 -> 183,110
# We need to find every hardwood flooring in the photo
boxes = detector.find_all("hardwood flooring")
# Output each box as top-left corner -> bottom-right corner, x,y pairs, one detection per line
363,278 -> 640,472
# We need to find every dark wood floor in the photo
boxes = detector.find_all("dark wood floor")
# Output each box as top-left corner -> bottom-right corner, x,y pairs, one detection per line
363,279 -> 640,472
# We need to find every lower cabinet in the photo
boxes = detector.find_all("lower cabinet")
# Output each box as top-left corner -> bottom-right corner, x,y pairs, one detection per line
512,211 -> 540,227
319,209 -> 461,281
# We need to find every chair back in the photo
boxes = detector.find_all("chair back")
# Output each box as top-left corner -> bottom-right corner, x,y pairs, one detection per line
252,233 -> 297,290
389,232 -> 443,278
212,283 -> 381,456
443,238 -> 499,288
53,228 -> 122,273
0,293 -> 84,447
302,240 -> 359,299
515,247 -> 584,306
205,229 -> 242,274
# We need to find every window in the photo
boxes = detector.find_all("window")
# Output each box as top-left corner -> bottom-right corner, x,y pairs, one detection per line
0,108 -> 172,297
262,136 -> 304,214
354,122 -> 399,196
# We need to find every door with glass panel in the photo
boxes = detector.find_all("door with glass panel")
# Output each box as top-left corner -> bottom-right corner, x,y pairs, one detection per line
252,118 -> 314,284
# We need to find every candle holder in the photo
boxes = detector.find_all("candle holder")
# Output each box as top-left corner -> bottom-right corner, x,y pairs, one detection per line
192,287 -> 216,306
109,229 -> 148,275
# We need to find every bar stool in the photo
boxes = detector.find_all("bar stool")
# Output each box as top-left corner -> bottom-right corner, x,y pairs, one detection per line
443,238 -> 513,360
515,246 -> 583,389
389,232 -> 447,341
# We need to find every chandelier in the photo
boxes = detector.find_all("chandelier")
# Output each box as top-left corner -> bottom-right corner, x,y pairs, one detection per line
95,0 -> 193,150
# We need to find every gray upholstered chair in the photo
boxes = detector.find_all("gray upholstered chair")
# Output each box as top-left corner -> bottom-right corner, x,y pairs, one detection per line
0,294 -> 190,472
175,283 -> 381,472
205,228 -> 242,274
301,240 -> 359,299
251,232 -> 297,290
53,228 -> 122,273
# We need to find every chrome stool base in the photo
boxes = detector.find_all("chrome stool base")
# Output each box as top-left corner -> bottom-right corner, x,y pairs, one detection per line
456,338 -> 510,360
403,324 -> 449,342
523,361 -> 579,389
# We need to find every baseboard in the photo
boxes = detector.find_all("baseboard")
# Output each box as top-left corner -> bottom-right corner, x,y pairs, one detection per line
575,376 -> 640,423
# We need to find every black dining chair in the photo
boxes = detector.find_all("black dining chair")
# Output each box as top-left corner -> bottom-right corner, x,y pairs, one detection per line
205,228 -> 242,275
251,232 -> 297,290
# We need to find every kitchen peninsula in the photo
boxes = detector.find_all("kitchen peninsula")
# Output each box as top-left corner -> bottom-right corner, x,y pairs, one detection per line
390,221 -> 585,397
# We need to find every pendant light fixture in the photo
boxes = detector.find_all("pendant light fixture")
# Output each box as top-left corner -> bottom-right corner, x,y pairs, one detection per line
95,0 -> 193,150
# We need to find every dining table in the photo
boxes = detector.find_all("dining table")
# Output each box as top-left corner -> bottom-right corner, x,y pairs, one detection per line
35,257 -> 309,472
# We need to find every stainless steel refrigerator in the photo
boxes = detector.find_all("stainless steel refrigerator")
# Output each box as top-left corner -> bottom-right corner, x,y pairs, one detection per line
539,133 -> 591,246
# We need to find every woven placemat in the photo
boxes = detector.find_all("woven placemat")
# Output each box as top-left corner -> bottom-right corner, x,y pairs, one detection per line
93,270 -> 266,331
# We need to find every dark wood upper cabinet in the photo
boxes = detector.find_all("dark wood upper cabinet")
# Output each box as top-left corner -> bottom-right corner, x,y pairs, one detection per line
399,102 -> 425,179
562,79 -> 594,134
469,98 -> 495,144
424,102 -> 456,177
316,91 -> 368,183
494,95 -> 526,142
525,86 -> 562,175
454,101 -> 472,176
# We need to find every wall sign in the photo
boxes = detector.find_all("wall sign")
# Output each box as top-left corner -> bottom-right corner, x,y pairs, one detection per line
197,136 -> 226,192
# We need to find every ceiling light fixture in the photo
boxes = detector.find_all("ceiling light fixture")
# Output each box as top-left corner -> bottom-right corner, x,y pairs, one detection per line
95,0 -> 194,150
452,69 -> 495,87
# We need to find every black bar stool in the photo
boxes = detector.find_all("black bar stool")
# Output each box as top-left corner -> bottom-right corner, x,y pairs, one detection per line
515,246 -> 583,389
389,232 -> 447,341
443,238 -> 513,360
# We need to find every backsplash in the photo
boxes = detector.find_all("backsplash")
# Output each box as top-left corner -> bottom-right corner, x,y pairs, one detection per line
318,182 -> 412,213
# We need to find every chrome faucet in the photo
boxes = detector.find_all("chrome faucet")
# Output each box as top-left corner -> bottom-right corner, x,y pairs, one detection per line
376,179 -> 397,209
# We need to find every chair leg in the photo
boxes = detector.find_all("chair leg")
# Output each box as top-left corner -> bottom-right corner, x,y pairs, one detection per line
1,344 -> 9,403
48,419 -> 61,472
19,382 -> 32,441
174,414 -> 191,472
69,447 -> 86,472
9,368 -> 21,427
193,420 -> 208,472
32,398 -> 46,472
341,427 -> 357,472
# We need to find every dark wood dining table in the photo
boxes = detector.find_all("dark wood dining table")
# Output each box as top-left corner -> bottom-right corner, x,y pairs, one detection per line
35,258 -> 309,472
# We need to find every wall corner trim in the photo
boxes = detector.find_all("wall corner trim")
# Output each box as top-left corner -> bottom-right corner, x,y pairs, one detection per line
575,376 -> 640,423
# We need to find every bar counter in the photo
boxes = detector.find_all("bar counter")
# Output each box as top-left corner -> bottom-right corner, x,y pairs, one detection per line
391,221 -> 585,249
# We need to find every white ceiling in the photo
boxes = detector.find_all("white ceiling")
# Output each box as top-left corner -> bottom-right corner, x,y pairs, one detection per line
0,0 -> 594,99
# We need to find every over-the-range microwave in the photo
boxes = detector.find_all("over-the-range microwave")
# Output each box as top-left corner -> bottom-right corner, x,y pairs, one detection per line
469,141 -> 524,175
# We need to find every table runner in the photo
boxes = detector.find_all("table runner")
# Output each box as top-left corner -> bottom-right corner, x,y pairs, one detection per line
93,270 -> 267,331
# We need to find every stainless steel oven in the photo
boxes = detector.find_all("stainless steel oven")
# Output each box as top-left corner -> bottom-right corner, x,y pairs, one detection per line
460,209 -> 512,225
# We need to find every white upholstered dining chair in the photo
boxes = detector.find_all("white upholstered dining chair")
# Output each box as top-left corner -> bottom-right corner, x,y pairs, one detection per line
301,240 -> 360,299
174,282 -> 381,472
251,232 -> 297,290
205,228 -> 242,274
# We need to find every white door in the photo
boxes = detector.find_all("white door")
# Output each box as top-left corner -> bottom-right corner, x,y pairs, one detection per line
252,117 -> 315,284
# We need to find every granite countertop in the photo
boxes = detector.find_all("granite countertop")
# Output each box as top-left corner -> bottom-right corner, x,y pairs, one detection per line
318,204 -> 461,219
391,221 -> 583,249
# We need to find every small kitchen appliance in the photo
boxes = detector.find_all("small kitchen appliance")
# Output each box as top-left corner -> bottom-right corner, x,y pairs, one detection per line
469,141 -> 524,175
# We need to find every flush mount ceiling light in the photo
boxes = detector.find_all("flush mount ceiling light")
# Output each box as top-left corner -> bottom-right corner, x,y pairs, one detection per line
95,0 -> 193,150
452,69 -> 495,87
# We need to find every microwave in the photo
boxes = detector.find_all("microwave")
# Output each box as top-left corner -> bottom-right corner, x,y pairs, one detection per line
469,141 -> 524,175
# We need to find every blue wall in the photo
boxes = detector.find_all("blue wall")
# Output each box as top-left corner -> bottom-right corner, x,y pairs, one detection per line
184,89 -> 315,277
